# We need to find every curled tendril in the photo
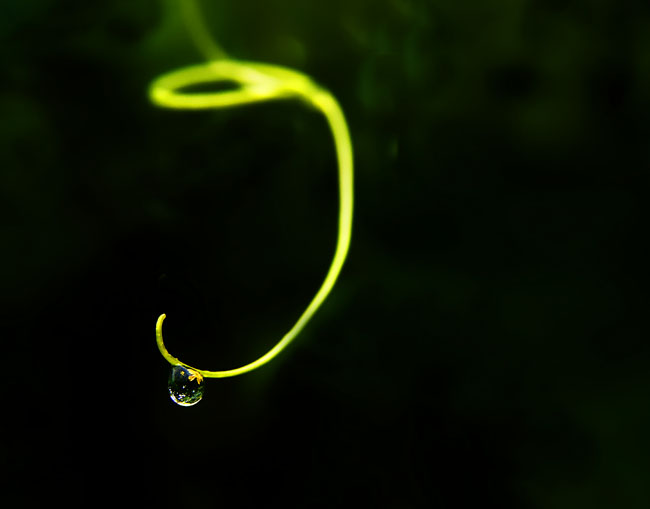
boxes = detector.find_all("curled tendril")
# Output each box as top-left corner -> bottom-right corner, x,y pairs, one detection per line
152,0 -> 354,379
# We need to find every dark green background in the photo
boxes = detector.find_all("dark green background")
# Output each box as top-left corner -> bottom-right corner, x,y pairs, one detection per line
2,0 -> 649,506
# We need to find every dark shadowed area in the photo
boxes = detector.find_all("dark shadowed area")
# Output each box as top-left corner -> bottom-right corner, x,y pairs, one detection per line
2,0 -> 649,507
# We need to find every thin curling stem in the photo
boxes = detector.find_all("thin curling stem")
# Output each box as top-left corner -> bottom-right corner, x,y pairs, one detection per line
181,0 -> 228,61
152,2 -> 354,378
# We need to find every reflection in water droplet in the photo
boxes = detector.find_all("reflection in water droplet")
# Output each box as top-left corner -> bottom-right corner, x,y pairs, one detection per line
168,365 -> 204,406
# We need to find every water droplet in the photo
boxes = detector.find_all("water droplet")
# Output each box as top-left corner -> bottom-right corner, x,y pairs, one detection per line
168,366 -> 205,406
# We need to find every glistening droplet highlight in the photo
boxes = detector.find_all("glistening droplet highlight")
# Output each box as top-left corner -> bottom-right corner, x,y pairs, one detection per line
168,365 -> 204,406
